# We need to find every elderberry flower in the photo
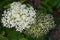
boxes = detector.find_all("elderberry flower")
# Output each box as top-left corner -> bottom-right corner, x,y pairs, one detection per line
24,13 -> 56,38
1,2 -> 36,32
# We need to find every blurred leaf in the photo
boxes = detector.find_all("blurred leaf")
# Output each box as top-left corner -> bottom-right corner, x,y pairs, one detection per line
0,0 -> 13,8
0,36 -> 8,40
57,0 -> 60,10
5,28 -> 19,40
26,4 -> 32,8
1,31 -> 5,36
20,37 -> 28,40
19,0 -> 26,3
4,4 -> 10,9
38,0 -> 57,13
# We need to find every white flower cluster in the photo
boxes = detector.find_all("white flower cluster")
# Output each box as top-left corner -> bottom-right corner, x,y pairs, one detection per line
1,2 -> 36,32
24,13 -> 56,38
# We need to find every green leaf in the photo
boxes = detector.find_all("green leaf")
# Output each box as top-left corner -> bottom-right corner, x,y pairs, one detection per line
19,0 -> 26,3
0,0 -> 14,10
4,4 -> 10,9
20,37 -> 28,40
0,36 -> 8,40
7,30 -> 19,40
26,4 -> 32,8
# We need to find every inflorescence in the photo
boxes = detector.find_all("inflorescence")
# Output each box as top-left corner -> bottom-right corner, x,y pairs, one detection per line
1,2 -> 36,32
24,13 -> 56,38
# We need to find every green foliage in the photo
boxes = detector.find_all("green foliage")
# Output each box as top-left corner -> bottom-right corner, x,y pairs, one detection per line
19,0 -> 26,3
0,0 -> 13,9
0,36 -> 8,40
4,4 -> 10,9
0,0 -> 26,9
20,37 -> 28,40
56,0 -> 60,11
38,0 -> 57,13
